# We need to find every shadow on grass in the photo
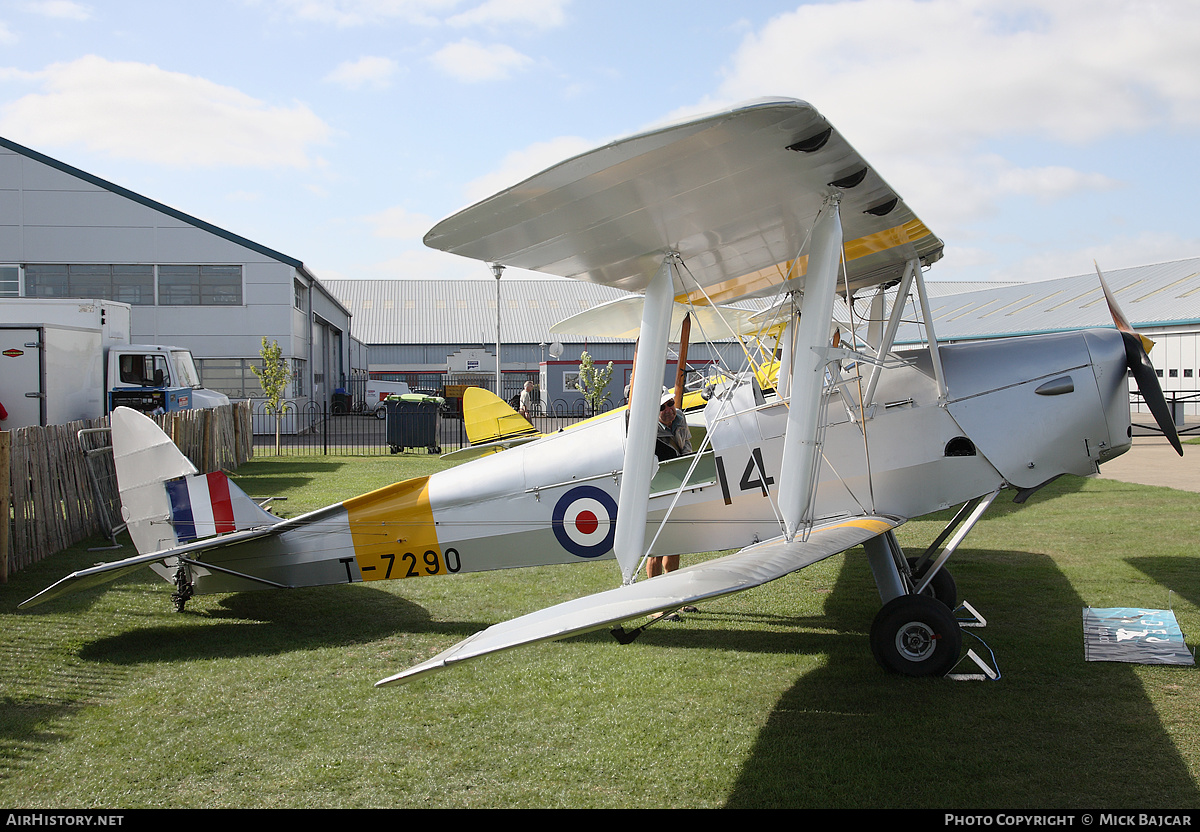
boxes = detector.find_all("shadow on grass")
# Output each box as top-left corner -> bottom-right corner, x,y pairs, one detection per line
74,584 -> 490,665
721,547 -> 1200,809
1126,556 -> 1200,610
227,458 -> 349,505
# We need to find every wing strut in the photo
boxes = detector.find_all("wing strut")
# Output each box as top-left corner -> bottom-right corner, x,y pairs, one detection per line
614,255 -> 678,583
777,196 -> 843,541
861,258 -> 918,408
912,259 -> 948,401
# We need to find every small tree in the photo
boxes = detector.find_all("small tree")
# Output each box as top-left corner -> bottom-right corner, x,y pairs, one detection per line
574,350 -> 614,416
251,337 -> 291,455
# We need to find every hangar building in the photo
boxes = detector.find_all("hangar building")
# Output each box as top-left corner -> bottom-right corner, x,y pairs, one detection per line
328,257 -> 1200,416
0,136 -> 358,413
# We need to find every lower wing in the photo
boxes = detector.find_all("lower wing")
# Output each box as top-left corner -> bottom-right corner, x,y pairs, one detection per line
377,513 -> 901,686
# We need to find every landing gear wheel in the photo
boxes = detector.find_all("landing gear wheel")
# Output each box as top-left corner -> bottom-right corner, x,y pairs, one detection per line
907,557 -> 957,609
870,594 -> 962,677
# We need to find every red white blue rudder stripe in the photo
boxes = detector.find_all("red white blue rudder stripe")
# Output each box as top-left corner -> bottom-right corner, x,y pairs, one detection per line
165,472 -> 278,544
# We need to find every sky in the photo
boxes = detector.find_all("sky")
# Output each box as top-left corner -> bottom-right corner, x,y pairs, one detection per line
2,0 -> 1199,290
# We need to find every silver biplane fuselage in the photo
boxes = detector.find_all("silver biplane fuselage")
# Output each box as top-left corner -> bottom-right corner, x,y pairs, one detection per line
161,326 -> 1130,603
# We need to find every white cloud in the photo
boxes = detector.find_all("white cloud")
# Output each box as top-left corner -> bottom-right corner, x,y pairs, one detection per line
714,0 -> 1200,151
324,56 -> 400,90
430,39 -> 533,82
447,0 -> 568,29
701,0 -> 1200,253
0,56 -> 333,169
369,246 -> 490,280
993,232 -> 1200,284
0,21 -> 16,44
463,135 -> 594,203
23,1 -> 91,21
266,0 -> 458,28
991,162 -> 1120,202
362,205 -> 434,239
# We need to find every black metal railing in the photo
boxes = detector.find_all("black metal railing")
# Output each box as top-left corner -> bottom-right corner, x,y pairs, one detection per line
1129,390 -> 1198,435
250,397 -> 618,456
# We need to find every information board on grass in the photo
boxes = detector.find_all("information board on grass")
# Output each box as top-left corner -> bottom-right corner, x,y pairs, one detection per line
1083,607 -> 1195,665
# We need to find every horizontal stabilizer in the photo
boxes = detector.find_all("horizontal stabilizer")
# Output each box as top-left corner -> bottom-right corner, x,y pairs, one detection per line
18,523 -> 283,609
440,434 -> 540,461
377,514 -> 899,687
462,387 -> 537,446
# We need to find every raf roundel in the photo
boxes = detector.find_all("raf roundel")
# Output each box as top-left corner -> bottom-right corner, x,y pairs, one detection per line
552,485 -> 618,559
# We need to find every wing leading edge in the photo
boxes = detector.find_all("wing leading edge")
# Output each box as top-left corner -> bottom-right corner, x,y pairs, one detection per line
376,514 -> 900,687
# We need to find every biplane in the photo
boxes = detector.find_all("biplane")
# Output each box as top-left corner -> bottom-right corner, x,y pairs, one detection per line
21,98 -> 1181,684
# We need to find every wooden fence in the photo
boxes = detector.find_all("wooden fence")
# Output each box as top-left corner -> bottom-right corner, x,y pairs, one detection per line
1,402 -> 253,579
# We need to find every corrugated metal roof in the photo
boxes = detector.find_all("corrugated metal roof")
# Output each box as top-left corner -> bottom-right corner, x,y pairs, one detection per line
329,258 -> 1200,348
895,257 -> 1200,343
326,278 -> 636,345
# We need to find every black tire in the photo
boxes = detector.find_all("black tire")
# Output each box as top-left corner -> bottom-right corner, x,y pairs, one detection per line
374,406 -> 387,420
907,557 -> 957,609
870,594 -> 962,677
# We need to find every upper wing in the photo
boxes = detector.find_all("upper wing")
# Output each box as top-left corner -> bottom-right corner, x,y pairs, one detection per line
424,97 -> 941,305
376,514 -> 899,686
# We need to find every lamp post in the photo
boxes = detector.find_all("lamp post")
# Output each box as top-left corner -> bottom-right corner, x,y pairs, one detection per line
491,262 -> 504,398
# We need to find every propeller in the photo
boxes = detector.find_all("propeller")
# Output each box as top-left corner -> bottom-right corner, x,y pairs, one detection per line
1095,262 -> 1183,456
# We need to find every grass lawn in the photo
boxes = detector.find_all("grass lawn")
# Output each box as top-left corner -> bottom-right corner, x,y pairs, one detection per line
1,454 -> 1198,808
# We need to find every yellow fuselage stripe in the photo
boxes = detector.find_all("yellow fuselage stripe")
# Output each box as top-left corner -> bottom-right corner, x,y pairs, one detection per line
344,477 -> 447,580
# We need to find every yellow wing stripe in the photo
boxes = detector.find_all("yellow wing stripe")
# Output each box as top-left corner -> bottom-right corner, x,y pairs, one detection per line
677,219 -> 935,306
832,516 -> 895,536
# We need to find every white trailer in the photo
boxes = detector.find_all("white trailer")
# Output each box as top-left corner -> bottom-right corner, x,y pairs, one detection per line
0,298 -> 228,430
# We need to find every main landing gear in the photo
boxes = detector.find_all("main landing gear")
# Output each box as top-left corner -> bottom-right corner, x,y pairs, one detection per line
863,490 -> 1000,677
870,593 -> 962,677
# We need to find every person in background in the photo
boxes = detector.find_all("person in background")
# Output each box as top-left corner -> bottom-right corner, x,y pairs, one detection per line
646,389 -> 698,618
519,381 -> 535,418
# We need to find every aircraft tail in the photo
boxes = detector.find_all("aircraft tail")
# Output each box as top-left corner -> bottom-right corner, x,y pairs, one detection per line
462,387 -> 537,445
111,407 -> 280,555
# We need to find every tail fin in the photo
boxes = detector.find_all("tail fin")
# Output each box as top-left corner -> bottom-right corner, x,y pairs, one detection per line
112,407 -> 279,554
462,387 -> 537,445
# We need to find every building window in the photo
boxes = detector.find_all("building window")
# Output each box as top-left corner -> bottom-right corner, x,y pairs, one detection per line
23,264 -> 155,304
194,358 -> 265,399
0,266 -> 18,297
158,265 -> 242,306
24,264 -> 68,297
294,278 -> 307,310
291,359 -> 306,398
1185,369 -> 1194,379
113,265 -> 155,305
